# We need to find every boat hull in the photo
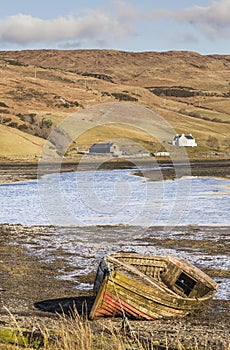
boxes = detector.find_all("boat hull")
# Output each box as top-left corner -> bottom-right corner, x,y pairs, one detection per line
90,254 -> 218,320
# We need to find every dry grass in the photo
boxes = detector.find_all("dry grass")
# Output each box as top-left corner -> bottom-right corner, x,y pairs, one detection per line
0,311 -> 145,350
199,99 -> 230,115
0,309 -> 229,350
0,124 -> 44,160
72,123 -> 157,152
0,49 -> 230,161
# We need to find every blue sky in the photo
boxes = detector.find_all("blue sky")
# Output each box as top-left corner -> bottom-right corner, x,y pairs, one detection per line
0,0 -> 229,54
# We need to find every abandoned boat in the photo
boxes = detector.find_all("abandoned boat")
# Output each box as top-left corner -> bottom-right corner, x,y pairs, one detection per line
89,253 -> 218,320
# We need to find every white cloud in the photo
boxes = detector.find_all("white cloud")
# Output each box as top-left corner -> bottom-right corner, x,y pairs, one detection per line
0,1 -> 229,49
113,1 -> 171,22
114,0 -> 230,42
0,10 -> 129,47
171,0 -> 230,39
112,0 -> 141,21
113,0 -> 230,40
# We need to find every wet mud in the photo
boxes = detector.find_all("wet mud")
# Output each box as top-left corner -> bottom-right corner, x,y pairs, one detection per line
0,224 -> 229,349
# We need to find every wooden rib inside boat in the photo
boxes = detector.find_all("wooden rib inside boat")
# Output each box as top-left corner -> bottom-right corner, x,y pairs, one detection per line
89,253 -> 218,320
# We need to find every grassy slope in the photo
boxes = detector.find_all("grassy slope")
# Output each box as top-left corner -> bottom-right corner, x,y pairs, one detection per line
0,49 -> 229,161
0,124 -> 45,160
1,50 -> 228,91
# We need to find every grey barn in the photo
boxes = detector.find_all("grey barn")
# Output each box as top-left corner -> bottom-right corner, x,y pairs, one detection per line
89,142 -> 121,156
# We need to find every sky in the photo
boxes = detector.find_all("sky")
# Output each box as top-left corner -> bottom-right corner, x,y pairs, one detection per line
0,0 -> 229,54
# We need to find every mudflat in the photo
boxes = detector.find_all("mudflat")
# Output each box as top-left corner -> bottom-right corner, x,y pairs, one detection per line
0,224 -> 229,349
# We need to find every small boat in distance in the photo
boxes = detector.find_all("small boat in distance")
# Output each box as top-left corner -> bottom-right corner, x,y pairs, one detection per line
89,253 -> 218,320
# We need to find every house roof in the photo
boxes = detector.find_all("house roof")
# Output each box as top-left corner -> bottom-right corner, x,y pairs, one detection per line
174,134 -> 195,140
184,134 -> 194,139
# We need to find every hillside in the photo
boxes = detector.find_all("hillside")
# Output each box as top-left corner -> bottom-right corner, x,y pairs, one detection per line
0,124 -> 44,160
0,49 -> 229,161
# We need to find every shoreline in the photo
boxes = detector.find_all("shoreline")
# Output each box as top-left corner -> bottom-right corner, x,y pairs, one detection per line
0,159 -> 229,185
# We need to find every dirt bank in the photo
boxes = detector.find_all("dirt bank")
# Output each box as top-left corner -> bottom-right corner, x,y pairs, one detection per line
0,224 -> 229,349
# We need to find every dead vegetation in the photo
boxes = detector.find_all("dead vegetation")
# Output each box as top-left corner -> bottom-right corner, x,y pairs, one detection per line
0,49 -> 230,161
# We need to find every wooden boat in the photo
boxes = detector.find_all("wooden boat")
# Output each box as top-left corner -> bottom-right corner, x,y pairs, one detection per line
89,253 -> 218,320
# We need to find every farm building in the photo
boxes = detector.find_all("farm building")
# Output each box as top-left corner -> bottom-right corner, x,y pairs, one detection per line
172,134 -> 197,147
153,151 -> 170,157
88,142 -> 121,156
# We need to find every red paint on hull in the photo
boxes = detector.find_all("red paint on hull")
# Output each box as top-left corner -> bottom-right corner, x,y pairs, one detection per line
95,290 -> 155,320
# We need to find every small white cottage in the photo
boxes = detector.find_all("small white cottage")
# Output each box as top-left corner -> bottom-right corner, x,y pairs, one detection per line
172,134 -> 197,147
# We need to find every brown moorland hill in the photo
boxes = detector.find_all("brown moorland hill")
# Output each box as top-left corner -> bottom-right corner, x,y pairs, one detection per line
1,49 -> 230,91
0,49 -> 229,161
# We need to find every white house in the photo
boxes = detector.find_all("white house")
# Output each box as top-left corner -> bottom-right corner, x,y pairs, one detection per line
172,134 -> 197,147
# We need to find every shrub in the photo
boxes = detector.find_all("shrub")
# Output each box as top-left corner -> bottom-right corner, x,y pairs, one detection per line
189,111 -> 201,118
0,101 -> 9,108
17,113 -> 25,121
0,117 -> 11,124
18,124 -> 28,131
40,118 -> 53,128
150,87 -> 196,97
111,92 -> 138,102
102,91 -> 111,97
6,59 -> 28,67
0,109 -> 10,114
18,113 -> 37,124
8,122 -> 18,128
178,109 -> 201,118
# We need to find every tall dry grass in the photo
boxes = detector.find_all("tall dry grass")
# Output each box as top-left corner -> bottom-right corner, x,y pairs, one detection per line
0,309 -> 229,350
51,309 -> 144,350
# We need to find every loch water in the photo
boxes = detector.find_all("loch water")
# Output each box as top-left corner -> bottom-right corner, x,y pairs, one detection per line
0,169 -> 229,226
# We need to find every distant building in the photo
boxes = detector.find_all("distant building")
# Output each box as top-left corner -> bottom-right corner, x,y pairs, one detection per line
88,142 -> 121,156
153,151 -> 170,157
172,134 -> 197,147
